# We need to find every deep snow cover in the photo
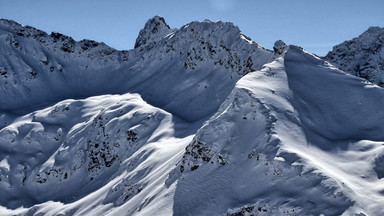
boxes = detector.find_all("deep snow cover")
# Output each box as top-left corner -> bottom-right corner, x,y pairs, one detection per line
0,16 -> 383,216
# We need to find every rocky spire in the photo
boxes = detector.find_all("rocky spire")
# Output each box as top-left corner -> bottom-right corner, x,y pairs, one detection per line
273,40 -> 287,55
134,16 -> 172,48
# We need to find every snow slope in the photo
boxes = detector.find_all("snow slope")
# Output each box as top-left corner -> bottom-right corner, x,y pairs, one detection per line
0,93 -> 195,216
0,17 -> 272,122
169,46 -> 384,216
0,17 -> 384,216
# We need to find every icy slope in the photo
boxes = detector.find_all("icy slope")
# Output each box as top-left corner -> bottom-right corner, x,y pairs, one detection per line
0,16 -> 274,215
167,46 -> 384,216
1,17 -> 384,216
0,17 -> 272,121
325,26 -> 384,86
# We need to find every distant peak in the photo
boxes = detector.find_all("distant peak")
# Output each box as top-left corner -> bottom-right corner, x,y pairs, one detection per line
366,26 -> 384,33
358,26 -> 384,42
134,16 -> 172,48
325,26 -> 384,86
149,16 -> 170,28
0,18 -> 20,27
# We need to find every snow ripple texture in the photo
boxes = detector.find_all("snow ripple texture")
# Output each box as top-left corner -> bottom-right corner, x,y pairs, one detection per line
0,16 -> 383,216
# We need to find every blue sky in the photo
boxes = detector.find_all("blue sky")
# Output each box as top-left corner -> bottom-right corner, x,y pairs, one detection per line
0,0 -> 383,56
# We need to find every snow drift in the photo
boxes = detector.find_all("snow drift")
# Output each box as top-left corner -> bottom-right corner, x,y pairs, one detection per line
0,16 -> 383,216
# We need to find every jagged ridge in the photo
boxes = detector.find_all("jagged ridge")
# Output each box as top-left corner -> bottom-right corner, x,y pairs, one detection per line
325,26 -> 384,86
0,17 -> 383,216
0,16 -> 272,122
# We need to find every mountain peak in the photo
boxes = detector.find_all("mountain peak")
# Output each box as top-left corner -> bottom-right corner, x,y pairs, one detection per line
325,26 -> 384,86
366,26 -> 384,34
358,26 -> 384,44
134,16 -> 172,48
1,17 -> 384,216
273,40 -> 287,55
0,18 -> 21,28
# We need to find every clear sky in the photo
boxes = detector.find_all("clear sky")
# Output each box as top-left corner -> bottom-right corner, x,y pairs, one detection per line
0,0 -> 383,56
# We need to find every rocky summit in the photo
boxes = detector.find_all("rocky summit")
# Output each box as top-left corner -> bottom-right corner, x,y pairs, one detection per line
0,16 -> 383,216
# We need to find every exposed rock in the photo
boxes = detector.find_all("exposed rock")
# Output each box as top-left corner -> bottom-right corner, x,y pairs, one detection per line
134,16 -> 172,48
273,40 -> 287,55
325,26 -> 384,86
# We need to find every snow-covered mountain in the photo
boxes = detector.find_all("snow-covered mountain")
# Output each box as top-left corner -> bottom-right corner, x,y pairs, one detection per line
0,16 -> 383,216
0,16 -> 272,121
325,26 -> 384,86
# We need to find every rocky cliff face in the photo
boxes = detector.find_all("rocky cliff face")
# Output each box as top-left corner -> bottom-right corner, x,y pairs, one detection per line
0,17 -> 383,216
325,26 -> 384,86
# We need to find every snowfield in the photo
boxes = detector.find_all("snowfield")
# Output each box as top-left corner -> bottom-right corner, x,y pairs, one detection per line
0,16 -> 383,216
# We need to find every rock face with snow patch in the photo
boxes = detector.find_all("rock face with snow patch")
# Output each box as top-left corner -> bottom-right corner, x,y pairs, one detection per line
0,17 -> 384,216
170,50 -> 375,215
325,26 -> 384,86
0,16 -> 272,121
134,16 -> 173,48
0,94 -> 174,208
273,40 -> 287,55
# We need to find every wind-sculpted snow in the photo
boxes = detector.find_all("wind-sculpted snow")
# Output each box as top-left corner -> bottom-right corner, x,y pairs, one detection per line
0,17 -> 272,121
166,47 -> 384,216
287,46 -> 384,142
0,93 -> 176,209
0,17 -> 384,216
168,56 -> 351,215
326,26 -> 384,86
